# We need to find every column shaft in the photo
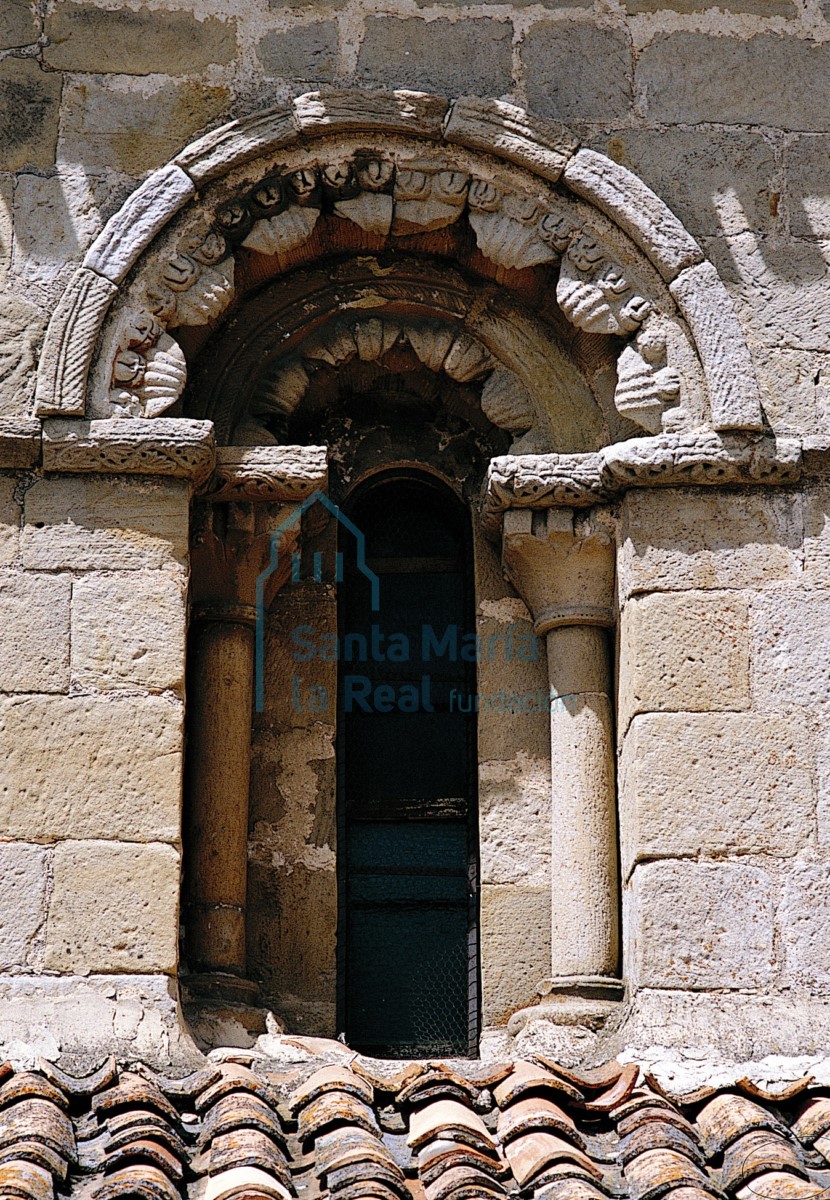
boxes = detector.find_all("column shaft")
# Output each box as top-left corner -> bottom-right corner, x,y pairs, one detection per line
185,616 -> 254,975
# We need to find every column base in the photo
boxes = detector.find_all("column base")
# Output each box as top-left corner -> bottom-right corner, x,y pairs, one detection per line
507,975 -> 624,1035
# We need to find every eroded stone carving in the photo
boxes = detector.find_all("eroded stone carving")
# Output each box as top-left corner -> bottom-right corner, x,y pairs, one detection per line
613,316 -> 682,435
480,367 -> 534,434
391,166 -> 469,234
110,313 -> 188,419
198,445 -> 328,503
556,237 -> 652,337
468,182 -> 558,271
42,417 -> 215,483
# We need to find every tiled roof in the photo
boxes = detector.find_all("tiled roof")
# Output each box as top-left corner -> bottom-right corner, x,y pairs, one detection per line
2,1049 -> 830,1200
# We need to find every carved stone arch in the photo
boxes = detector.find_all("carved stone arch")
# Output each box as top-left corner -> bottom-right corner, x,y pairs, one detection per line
35,89 -> 764,442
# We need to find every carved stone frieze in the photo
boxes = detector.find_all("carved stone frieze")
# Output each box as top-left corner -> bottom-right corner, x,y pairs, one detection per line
483,432 -> 803,534
42,418 -> 216,484
198,445 -> 327,503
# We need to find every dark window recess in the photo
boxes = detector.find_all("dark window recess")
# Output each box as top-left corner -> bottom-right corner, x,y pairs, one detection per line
337,475 -> 479,1057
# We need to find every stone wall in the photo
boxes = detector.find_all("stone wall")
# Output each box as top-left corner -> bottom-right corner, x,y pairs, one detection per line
3,0 -> 830,1067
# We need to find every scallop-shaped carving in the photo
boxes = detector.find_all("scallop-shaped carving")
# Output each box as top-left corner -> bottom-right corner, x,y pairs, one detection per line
354,318 -> 400,362
405,323 -> 456,373
255,360 -> 311,417
335,192 -> 393,236
481,367 -> 534,433
444,333 -> 496,382
141,334 -> 188,418
392,168 -> 469,235
170,260 -> 235,327
469,189 -> 558,271
243,206 -> 320,258
556,255 -> 619,335
304,325 -> 358,367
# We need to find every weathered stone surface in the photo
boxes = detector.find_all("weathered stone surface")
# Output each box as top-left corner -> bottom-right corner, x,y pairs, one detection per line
620,712 -> 814,879
45,841 -> 179,973
23,476 -> 189,570
0,478 -> 19,567
670,261 -> 764,430
618,487 -> 801,598
755,348 -> 830,438
523,23 -> 633,122
201,444 -> 326,503
293,88 -> 449,140
785,135 -> 830,239
0,59 -> 61,172
0,0 -> 39,49
805,482 -> 830,587
626,0 -> 795,10
357,18 -> 512,97
0,293 -> 42,417
60,78 -> 231,178
34,266 -> 117,418
563,149 -> 702,283
12,173 -> 103,287
43,418 -> 215,484
479,756 -> 551,887
481,885 -> 550,1025
257,23 -> 338,81
780,861 -> 830,988
176,104 -> 298,185
0,572 -> 70,693
751,590 -> 830,710
444,97 -> 577,183
71,571 -> 186,693
636,33 -> 830,132
618,590 -> 750,733
589,127 -> 779,241
44,5 -> 237,75
0,845 -> 48,971
83,164 -> 195,286
0,695 -> 183,841
629,861 -> 774,989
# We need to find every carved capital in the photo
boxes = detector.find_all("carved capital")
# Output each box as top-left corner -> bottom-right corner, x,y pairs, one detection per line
501,507 -> 615,636
198,445 -> 327,503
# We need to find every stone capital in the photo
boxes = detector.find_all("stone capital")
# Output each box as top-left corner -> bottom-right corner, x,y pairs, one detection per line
501,507 -> 615,635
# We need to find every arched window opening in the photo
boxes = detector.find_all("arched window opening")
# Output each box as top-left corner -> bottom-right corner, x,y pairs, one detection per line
337,473 -> 479,1057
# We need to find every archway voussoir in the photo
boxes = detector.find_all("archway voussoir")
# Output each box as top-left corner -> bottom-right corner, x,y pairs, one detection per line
443,95 -> 579,183
82,163 -> 196,286
174,106 -> 300,187
563,148 -> 704,283
292,88 -> 449,141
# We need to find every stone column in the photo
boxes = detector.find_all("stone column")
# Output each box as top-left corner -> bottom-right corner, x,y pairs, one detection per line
183,487 -> 304,990
502,506 -> 622,1028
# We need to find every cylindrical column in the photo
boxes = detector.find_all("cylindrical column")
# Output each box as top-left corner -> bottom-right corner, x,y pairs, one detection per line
502,507 -> 622,1029
185,610 -> 255,976
545,623 -> 618,981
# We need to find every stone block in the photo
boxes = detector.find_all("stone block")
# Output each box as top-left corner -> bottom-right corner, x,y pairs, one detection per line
44,5 -> 237,75
751,590 -> 830,710
257,23 -> 339,81
357,18 -> 513,98
479,756 -> 551,887
0,477 -> 19,566
0,694 -> 183,841
0,175 -> 12,278
755,348 -> 830,438
804,482 -> 830,587
670,260 -> 763,430
618,487 -> 801,599
618,591 -> 750,733
703,233 -> 830,355
22,476 -> 189,570
71,571 -> 186,693
480,885 -> 550,1026
629,861 -> 774,989
780,860 -> 830,988
0,0 -> 39,49
60,78 -> 231,178
786,135 -> 830,239
563,149 -> 702,283
0,59 -> 61,172
523,23 -> 633,122
0,572 -> 70,693
620,712 -> 814,879
45,841 -> 179,974
12,173 -> 101,287
636,33 -> 830,132
588,127 -> 778,241
0,293 -> 41,418
626,0 -> 795,10
0,845 -> 48,970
